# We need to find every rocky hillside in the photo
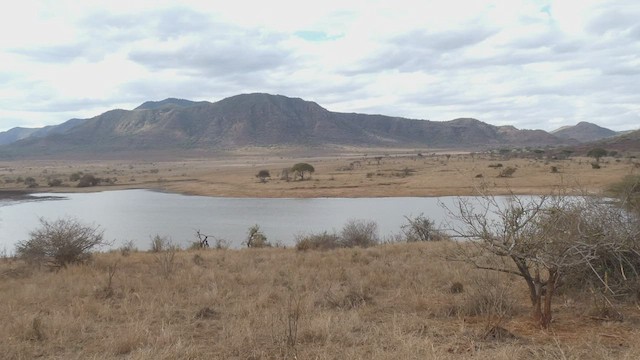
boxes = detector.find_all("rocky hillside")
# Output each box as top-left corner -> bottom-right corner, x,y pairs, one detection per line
0,93 -> 569,158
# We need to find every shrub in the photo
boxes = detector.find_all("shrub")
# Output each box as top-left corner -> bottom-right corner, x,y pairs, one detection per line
15,218 -> 107,269
153,240 -> 179,279
497,167 -> 517,177
149,235 -> 168,252
77,174 -> 100,187
246,225 -> 271,248
24,177 -> 38,188
295,232 -> 340,251
340,219 -> 379,248
47,178 -> 63,187
69,172 -> 83,182
119,240 -> 137,256
401,214 -> 448,242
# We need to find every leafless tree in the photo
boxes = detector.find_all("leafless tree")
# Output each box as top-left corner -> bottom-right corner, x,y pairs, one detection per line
446,189 -> 639,328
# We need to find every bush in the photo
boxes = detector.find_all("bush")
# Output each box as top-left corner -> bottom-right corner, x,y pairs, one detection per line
47,178 -> 63,187
246,225 -> 271,248
295,232 -> 340,251
340,219 -> 379,248
608,175 -> 640,214
16,218 -> 107,269
497,167 -> 517,177
24,177 -> 38,188
77,174 -> 100,187
149,235 -> 168,252
401,214 -> 448,242
69,172 -> 83,182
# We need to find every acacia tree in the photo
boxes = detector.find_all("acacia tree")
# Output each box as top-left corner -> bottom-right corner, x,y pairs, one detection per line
255,169 -> 271,183
447,191 -> 629,328
291,163 -> 315,181
587,148 -> 608,163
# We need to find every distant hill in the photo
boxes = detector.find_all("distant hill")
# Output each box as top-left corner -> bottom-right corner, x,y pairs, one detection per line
596,129 -> 640,152
0,118 -> 85,146
0,93 -> 570,158
552,122 -> 618,142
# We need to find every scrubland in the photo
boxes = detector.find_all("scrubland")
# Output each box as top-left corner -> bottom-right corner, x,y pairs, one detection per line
2,242 -> 639,359
0,150 -> 637,198
2,149 -> 639,359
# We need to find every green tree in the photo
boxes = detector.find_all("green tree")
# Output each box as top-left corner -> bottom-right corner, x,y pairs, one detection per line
291,163 -> 315,181
255,169 -> 271,183
587,148 -> 608,163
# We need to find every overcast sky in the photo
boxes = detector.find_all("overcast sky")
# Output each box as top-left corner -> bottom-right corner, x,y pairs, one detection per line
0,0 -> 638,132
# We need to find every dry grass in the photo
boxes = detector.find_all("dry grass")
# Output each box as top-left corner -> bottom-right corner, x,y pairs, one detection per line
2,242 -> 639,359
0,150 -> 637,198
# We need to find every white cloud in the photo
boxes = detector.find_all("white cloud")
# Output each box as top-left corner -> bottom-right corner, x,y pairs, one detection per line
0,0 -> 638,132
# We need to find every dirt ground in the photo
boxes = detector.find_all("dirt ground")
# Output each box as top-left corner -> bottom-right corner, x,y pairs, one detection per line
0,148 -> 637,198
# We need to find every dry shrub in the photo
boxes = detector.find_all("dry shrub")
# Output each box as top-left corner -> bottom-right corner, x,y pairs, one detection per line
401,214 -> 449,242
16,218 -> 107,269
149,234 -> 167,252
447,273 -> 516,318
321,283 -> 374,310
246,225 -> 271,248
152,237 -> 179,279
295,232 -> 340,251
340,219 -> 379,248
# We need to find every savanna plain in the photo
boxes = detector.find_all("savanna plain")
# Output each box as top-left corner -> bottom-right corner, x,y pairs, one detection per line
2,149 -> 640,359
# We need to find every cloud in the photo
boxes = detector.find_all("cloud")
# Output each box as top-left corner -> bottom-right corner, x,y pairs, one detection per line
1,0 -> 639,133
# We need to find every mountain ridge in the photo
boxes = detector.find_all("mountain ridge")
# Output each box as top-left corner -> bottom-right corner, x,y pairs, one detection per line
0,93 -> 631,159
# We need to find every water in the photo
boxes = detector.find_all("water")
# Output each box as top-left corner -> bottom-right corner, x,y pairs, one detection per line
0,189 -> 512,251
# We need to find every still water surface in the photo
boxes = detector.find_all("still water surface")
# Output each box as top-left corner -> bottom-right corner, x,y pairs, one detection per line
0,189 -> 495,251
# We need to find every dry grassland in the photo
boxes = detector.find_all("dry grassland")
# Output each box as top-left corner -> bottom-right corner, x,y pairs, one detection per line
2,242 -> 639,359
0,150 -> 637,198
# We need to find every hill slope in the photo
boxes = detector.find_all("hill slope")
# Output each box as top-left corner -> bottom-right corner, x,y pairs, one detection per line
552,121 -> 617,142
1,93 -> 568,158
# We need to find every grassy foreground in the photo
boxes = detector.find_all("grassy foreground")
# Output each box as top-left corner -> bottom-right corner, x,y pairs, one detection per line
2,242 -> 639,359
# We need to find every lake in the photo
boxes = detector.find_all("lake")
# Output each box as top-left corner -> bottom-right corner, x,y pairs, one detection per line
0,189 -> 504,252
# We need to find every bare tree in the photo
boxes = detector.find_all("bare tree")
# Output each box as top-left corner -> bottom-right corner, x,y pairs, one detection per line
445,190 -> 635,328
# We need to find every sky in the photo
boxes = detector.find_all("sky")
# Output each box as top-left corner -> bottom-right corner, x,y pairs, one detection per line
0,0 -> 638,132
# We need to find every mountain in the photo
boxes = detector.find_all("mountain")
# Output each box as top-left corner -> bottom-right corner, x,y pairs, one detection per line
0,93 -> 569,158
594,129 -> 640,152
552,122 -> 618,142
0,118 -> 86,146
134,98 -> 207,110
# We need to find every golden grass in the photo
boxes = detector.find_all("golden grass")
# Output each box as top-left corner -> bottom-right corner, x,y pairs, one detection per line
2,242 -> 639,359
0,150 -> 637,198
